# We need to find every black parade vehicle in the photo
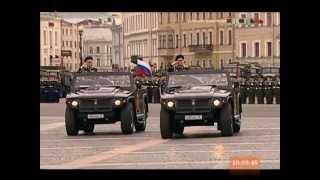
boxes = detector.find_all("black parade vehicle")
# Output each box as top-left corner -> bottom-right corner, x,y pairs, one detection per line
40,68 -> 63,103
64,72 -> 148,136
159,70 -> 242,138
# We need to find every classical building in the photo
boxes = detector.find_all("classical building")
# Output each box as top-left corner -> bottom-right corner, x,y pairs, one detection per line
122,12 -> 159,70
40,13 -> 62,66
61,20 -> 80,71
82,27 -> 113,71
157,12 -> 234,70
234,12 -> 280,67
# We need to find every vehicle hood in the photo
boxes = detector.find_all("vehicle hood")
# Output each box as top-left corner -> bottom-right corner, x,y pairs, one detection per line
66,87 -> 132,99
161,86 -> 230,99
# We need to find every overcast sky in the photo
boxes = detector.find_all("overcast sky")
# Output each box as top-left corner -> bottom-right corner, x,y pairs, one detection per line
55,12 -> 112,23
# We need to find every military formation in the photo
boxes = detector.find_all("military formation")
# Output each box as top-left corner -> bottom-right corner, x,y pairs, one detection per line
226,63 -> 280,105
40,55 -> 280,105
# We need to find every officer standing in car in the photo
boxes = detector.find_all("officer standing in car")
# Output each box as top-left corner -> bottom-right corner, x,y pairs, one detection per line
78,56 -> 98,73
173,55 -> 186,72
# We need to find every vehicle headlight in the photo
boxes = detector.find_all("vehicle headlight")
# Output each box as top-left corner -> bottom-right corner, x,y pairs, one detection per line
71,100 -> 78,107
213,99 -> 221,106
114,99 -> 121,106
167,101 -> 174,108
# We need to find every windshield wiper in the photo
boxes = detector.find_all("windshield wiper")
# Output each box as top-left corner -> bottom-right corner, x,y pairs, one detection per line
199,84 -> 217,88
101,85 -> 121,88
167,85 -> 183,89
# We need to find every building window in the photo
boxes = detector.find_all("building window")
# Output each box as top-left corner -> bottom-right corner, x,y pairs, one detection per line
254,42 -> 260,57
241,13 -> 246,19
74,41 -> 76,48
220,31 -> 224,45
176,34 -> 179,48
254,12 -> 259,19
176,13 -> 179,23
163,35 -> 167,48
96,46 -> 100,53
220,12 -> 223,18
196,32 -> 199,45
62,40 -> 64,47
70,41 -> 72,48
267,12 -> 272,26
209,32 -> 212,45
66,41 -> 68,47
203,32 -> 206,45
66,29 -> 68,36
70,29 -> 72,36
160,12 -> 162,24
197,60 -> 200,66
49,31 -> 52,47
202,60 -> 206,68
97,58 -> 100,67
209,12 -> 212,19
54,31 -> 57,46
43,30 -> 47,45
228,12 -> 232,17
267,42 -> 272,56
89,47 -> 93,54
278,40 -> 280,56
183,12 -> 186,22
183,34 -> 186,48
228,30 -> 232,45
190,12 -> 193,20
62,28 -> 64,35
203,12 -> 205,20
167,12 -> 170,23
168,34 -> 173,48
197,12 -> 199,20
241,43 -> 247,57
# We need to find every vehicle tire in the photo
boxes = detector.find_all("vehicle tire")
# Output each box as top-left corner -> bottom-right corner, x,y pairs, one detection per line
83,122 -> 95,133
135,102 -> 147,132
219,103 -> 234,136
160,107 -> 173,139
120,103 -> 135,134
65,106 -> 79,136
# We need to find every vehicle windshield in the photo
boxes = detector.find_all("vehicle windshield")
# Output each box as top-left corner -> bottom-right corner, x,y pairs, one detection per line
40,72 -> 59,81
168,73 -> 229,87
74,74 -> 132,88
262,68 -> 279,74
223,67 -> 237,73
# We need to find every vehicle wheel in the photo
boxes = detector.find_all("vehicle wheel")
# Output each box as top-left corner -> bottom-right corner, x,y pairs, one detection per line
120,103 -> 135,134
135,102 -> 147,132
65,106 -> 79,136
219,103 -> 234,136
83,122 -> 95,133
160,107 -> 173,139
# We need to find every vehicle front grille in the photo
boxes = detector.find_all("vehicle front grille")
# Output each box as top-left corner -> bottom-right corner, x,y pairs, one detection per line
175,98 -> 211,113
79,98 -> 113,112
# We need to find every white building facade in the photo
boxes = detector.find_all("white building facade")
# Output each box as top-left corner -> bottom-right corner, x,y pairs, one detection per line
122,12 -> 159,70
40,13 -> 62,66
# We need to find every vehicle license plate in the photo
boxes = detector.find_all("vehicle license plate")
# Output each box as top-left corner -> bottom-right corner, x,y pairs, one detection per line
185,115 -> 202,120
88,114 -> 104,119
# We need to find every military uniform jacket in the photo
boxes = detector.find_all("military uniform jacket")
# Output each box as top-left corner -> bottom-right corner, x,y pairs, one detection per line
78,66 -> 98,73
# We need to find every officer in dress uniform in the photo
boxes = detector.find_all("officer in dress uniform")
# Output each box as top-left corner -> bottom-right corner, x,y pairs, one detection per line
173,55 -> 186,72
78,56 -> 98,73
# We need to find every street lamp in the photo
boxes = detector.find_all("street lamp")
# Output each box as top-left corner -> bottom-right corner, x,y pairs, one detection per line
79,29 -> 83,67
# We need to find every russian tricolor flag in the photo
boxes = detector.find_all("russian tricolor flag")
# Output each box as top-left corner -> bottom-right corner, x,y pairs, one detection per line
136,59 -> 152,77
